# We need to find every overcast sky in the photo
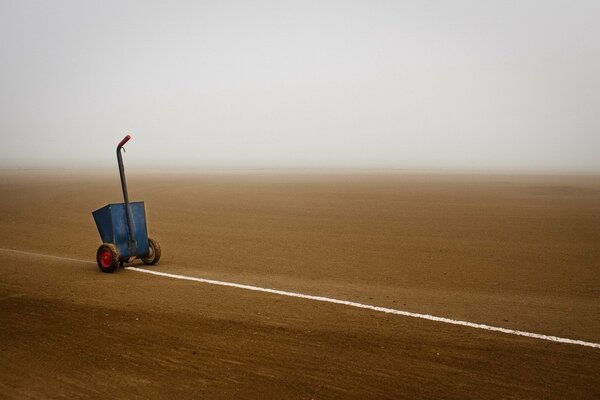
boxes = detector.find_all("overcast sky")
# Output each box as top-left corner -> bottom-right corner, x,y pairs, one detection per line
0,0 -> 598,171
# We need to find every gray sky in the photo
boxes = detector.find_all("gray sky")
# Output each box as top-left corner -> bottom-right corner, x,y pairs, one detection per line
1,0 -> 598,171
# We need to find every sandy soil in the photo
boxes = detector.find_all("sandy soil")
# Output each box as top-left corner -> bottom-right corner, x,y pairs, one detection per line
0,170 -> 599,399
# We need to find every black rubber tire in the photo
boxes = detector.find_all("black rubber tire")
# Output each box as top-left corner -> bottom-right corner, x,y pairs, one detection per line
96,243 -> 120,273
142,237 -> 161,265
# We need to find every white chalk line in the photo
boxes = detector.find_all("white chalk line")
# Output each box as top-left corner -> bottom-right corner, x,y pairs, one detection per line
1,247 -> 599,349
0,248 -> 95,264
125,267 -> 600,349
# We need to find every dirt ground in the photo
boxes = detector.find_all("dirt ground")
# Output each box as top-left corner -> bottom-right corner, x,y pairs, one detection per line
0,170 -> 598,399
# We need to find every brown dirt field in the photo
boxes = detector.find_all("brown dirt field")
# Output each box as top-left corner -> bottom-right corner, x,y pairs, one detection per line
0,170 -> 599,399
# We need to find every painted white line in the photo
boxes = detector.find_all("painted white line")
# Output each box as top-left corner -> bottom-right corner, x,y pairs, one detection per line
0,248 -> 95,264
1,247 -> 599,349
125,267 -> 600,349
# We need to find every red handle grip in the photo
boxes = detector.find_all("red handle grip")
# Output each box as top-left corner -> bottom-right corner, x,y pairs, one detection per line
118,135 -> 131,148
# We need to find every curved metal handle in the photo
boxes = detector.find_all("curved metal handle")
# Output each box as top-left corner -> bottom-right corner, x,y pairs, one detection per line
115,134 -> 136,248
118,135 -> 131,149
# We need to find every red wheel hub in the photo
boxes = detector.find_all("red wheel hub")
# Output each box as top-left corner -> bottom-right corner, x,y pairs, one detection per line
100,249 -> 113,268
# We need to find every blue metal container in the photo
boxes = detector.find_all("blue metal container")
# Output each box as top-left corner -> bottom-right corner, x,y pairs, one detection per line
92,134 -> 161,272
92,201 -> 150,260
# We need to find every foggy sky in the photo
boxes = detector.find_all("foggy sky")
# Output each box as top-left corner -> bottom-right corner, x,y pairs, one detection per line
1,0 -> 598,171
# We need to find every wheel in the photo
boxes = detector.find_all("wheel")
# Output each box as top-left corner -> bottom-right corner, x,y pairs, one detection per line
141,237 -> 161,265
96,243 -> 120,273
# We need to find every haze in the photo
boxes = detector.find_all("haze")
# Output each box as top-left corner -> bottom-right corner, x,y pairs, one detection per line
1,0 -> 598,171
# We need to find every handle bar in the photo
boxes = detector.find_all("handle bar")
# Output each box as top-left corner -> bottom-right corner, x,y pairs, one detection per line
118,135 -> 131,149
116,134 -> 136,248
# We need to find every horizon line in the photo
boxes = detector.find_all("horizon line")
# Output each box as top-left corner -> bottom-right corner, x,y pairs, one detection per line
1,167 -> 599,176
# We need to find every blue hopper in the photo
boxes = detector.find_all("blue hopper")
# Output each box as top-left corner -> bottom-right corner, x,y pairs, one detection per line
92,135 -> 161,272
